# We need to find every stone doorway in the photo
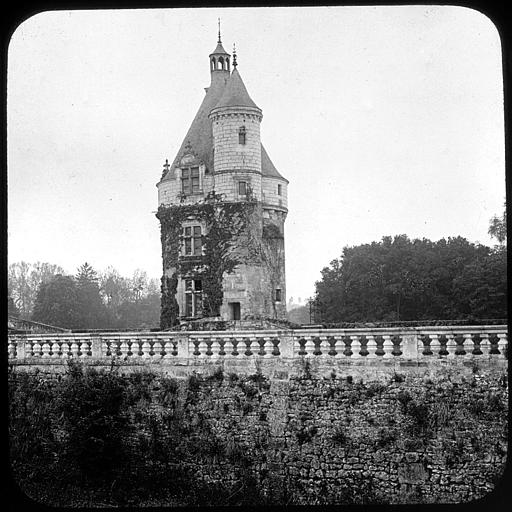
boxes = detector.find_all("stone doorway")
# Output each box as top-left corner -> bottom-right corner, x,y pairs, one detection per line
229,302 -> 241,320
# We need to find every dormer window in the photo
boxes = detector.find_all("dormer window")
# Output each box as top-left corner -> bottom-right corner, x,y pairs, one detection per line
182,167 -> 200,195
238,126 -> 246,145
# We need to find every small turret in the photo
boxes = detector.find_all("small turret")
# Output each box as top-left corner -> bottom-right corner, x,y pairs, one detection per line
209,47 -> 263,201
209,19 -> 230,86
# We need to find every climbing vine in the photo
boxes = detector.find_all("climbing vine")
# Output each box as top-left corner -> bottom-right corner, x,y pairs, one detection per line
156,192 -> 260,328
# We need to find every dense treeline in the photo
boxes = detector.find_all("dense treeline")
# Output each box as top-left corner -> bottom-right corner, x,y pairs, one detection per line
313,235 -> 506,324
8,262 -> 160,330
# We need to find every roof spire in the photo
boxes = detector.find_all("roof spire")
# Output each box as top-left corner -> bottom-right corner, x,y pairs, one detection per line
232,43 -> 237,68
218,17 -> 222,43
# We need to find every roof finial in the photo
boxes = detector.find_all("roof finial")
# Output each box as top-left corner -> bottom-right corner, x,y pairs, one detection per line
233,43 -> 237,68
218,17 -> 222,43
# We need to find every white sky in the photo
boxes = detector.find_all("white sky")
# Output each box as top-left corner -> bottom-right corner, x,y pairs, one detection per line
7,6 -> 505,303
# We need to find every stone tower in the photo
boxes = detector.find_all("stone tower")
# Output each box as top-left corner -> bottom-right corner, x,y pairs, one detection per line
156,30 -> 288,328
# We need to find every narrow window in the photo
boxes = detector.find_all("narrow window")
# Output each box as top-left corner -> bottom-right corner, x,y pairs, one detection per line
275,289 -> 282,302
277,184 -> 282,196
238,126 -> 246,145
191,167 -> 200,193
184,279 -> 203,317
238,181 -> 247,196
181,168 -> 190,194
193,226 -> 202,255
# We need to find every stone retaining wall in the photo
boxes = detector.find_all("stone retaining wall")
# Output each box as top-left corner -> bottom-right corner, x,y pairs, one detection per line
8,326 -> 508,505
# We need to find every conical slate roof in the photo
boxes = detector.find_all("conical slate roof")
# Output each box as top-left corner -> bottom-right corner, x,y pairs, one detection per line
209,41 -> 229,56
165,77 -> 226,176
162,69 -> 285,182
212,67 -> 260,111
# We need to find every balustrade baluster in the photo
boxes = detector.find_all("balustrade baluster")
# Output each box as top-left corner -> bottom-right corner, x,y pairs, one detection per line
419,335 -> 430,356
295,337 -> 305,355
263,337 -> 273,357
429,334 -> 441,357
350,336 -> 362,358
8,339 -> 16,359
231,338 -> 240,356
222,338 -> 233,357
59,340 -> 69,358
163,339 -> 174,359
120,339 -> 129,358
319,336 -> 329,356
272,338 -> 281,356
445,334 -> 457,358
32,340 -> 42,358
497,333 -> 508,357
218,337 -> 226,356
255,337 -> 263,356
479,334 -> 490,357
461,333 -> 473,357
251,337 -> 259,356
70,340 -> 79,358
141,339 -> 151,358
304,336 -> 315,356
83,340 -> 92,357
243,337 -> 254,356
152,339 -> 163,358
382,335 -> 393,359
50,339 -> 61,358
198,338 -> 208,357
41,340 -> 51,358
366,335 -> 377,358
332,335 -> 344,357
211,338 -> 221,358
101,338 -> 109,357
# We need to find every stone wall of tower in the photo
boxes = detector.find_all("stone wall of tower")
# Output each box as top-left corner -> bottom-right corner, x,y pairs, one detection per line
211,111 -> 262,173
213,171 -> 262,201
261,177 -> 287,208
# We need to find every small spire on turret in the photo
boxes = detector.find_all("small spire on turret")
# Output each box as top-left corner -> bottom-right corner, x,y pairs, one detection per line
162,158 -> 170,178
218,18 -> 222,43
232,43 -> 237,68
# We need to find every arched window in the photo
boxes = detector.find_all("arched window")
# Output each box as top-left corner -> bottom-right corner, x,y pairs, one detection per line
211,58 -> 216,71
218,57 -> 224,70
226,58 -> 230,71
238,126 -> 246,145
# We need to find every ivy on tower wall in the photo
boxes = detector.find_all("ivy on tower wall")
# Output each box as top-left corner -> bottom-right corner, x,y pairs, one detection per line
156,192 -> 262,329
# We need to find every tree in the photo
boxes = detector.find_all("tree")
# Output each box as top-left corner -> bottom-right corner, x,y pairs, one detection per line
8,296 -> 20,317
488,203 -> 507,245
75,263 -> 109,329
314,235 -> 506,323
8,261 -> 65,317
32,274 -> 80,328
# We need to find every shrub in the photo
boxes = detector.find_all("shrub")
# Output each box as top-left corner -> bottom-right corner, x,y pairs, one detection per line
365,382 -> 386,398
392,372 -> 405,383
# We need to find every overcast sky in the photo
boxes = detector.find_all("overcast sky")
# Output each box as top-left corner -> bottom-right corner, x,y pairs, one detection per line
7,6 -> 505,304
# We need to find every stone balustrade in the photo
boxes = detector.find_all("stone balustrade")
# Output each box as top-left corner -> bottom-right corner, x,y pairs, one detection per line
8,326 -> 508,368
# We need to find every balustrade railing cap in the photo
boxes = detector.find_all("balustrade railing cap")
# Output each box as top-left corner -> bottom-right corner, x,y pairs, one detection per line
11,325 -> 508,339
